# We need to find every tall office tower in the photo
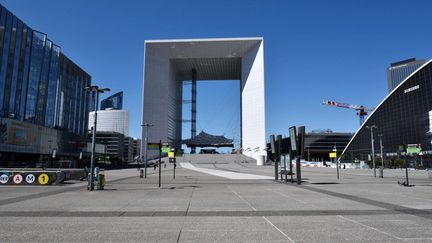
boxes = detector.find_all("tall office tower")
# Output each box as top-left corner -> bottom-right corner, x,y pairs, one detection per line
88,109 -> 129,136
387,58 -> 425,93
0,4 -> 91,166
0,4 -> 91,134
101,91 -> 123,110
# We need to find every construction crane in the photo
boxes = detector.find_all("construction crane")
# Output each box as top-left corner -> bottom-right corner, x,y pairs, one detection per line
322,100 -> 374,125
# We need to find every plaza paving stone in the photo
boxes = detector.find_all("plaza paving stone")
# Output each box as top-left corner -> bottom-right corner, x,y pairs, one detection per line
0,161 -> 431,242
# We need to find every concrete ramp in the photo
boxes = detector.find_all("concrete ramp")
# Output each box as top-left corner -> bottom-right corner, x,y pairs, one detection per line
178,154 -> 256,164
180,162 -> 272,180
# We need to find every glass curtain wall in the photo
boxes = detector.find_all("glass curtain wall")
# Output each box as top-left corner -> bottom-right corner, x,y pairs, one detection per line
25,30 -> 46,122
342,62 -> 432,168
0,9 -> 13,117
0,4 -> 91,138
0,7 -> 33,120
45,44 -> 60,127
17,25 -> 32,121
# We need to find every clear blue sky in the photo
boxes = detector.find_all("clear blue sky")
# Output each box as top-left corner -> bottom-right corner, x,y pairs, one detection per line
3,0 -> 432,144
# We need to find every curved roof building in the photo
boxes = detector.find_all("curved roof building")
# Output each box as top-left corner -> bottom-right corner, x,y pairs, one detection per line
341,60 -> 432,168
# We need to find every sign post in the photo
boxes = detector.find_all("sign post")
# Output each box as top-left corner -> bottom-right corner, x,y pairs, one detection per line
288,147 -> 293,183
400,145 -> 410,186
146,142 -> 160,180
158,140 -> 162,188
270,135 -> 277,181
330,146 -> 339,180
276,135 -> 282,181
168,149 -> 176,179
289,126 -> 301,184
297,126 -> 305,185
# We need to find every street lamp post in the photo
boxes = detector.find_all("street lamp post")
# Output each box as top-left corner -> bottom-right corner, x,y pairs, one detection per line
85,85 -> 110,191
334,145 -> 339,180
366,125 -> 377,177
378,134 -> 384,178
141,123 -> 154,178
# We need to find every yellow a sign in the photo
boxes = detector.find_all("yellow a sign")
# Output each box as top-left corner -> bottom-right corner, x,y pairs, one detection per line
329,152 -> 337,158
168,152 -> 175,158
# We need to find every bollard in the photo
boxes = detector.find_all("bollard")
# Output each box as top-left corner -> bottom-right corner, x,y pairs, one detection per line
97,169 -> 105,190
140,169 -> 144,178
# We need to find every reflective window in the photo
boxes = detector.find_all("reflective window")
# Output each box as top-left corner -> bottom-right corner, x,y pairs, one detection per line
18,26 -> 32,120
25,31 -> 46,122
0,11 -> 12,116
8,19 -> 22,116
34,39 -> 52,125
101,92 -> 123,110
45,44 -> 59,127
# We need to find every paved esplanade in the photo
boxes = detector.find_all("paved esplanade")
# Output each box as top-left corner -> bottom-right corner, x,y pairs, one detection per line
1,162 -> 432,242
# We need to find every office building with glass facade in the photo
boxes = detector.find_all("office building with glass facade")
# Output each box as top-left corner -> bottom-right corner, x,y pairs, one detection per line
387,58 -> 425,93
88,109 -> 129,136
0,4 -> 91,166
342,60 -> 432,168
101,91 -> 123,110
268,131 -> 353,162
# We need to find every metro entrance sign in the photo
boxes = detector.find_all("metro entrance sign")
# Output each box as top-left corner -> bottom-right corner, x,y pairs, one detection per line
0,171 -> 65,185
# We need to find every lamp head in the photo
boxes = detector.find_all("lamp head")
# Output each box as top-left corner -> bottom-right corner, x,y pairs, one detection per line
85,85 -> 100,91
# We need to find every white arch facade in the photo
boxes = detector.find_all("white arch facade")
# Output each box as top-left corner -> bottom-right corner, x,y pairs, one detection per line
141,38 -> 266,163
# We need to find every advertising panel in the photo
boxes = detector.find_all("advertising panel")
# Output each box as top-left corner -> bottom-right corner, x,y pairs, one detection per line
9,120 -> 37,146
289,126 -> 297,152
0,119 -> 37,146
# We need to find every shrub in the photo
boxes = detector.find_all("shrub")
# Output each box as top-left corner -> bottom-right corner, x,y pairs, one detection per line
394,159 -> 405,168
